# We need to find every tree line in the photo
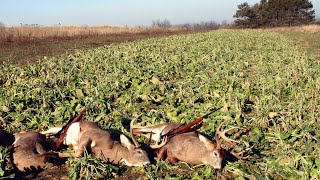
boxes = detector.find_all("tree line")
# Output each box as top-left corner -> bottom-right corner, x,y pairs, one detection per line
151,19 -> 230,31
234,0 -> 316,28
1,0 -> 317,31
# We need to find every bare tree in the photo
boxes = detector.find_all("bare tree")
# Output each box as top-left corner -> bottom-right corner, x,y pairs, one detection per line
176,21 -> 222,31
152,19 -> 172,28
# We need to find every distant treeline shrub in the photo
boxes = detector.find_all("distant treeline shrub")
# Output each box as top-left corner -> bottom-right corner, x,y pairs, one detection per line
152,19 -> 230,31
177,21 -> 230,31
152,19 -> 172,28
234,0 -> 316,28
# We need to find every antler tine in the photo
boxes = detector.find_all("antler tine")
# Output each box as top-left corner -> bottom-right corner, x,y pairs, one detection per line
214,121 -> 240,149
216,127 -> 240,144
229,145 -> 253,159
130,115 -> 146,131
214,120 -> 227,148
149,136 -> 168,149
214,121 -> 253,160
130,114 -> 144,148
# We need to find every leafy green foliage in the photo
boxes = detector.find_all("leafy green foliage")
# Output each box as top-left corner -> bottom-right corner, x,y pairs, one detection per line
0,146 -> 14,179
0,30 -> 319,178
67,150 -> 119,179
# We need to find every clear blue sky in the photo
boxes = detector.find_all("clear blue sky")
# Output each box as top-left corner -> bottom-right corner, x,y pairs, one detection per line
1,0 -> 319,26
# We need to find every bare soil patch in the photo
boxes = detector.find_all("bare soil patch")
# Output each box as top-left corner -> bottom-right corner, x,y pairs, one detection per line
0,28 -> 191,64
13,164 -> 69,180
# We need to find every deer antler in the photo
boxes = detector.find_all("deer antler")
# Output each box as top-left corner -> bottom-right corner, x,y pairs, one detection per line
214,121 -> 240,149
130,114 -> 144,148
214,121 -> 252,159
149,136 -> 168,148
130,114 -> 168,148
229,145 -> 253,159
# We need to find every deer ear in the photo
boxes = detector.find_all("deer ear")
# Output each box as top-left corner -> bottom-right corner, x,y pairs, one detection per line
198,134 -> 215,150
120,134 -> 135,150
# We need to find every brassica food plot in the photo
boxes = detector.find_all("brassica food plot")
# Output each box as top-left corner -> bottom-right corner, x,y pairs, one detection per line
0,29 -> 319,179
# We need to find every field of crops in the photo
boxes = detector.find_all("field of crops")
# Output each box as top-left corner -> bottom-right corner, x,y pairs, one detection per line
0,29 -> 319,179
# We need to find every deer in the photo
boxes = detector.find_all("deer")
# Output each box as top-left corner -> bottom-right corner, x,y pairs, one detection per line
41,115 -> 150,167
0,129 -> 15,147
131,117 -> 247,169
11,131 -> 63,172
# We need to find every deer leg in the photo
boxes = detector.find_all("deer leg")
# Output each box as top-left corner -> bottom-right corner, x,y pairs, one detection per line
59,138 -> 91,158
156,146 -> 167,160
40,126 -> 63,136
166,150 -> 178,163
167,156 -> 178,163
59,149 -> 84,158
38,151 -> 60,163
35,142 -> 47,154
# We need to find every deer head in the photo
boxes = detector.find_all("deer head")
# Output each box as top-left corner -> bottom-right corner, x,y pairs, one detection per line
118,134 -> 150,166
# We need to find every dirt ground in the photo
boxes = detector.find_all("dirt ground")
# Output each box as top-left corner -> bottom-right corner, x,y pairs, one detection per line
14,165 -> 69,180
0,29 -> 191,64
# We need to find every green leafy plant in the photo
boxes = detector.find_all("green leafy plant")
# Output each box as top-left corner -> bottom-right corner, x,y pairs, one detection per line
67,149 -> 119,180
0,29 -> 319,178
0,146 -> 14,179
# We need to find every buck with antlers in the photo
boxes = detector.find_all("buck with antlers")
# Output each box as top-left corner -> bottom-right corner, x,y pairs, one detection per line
131,116 -> 247,169
42,115 -> 150,167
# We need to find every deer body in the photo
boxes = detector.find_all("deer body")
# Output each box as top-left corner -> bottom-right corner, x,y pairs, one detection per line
42,120 -> 150,166
12,132 -> 61,172
0,129 -> 14,147
156,132 -> 224,169
131,122 -> 224,169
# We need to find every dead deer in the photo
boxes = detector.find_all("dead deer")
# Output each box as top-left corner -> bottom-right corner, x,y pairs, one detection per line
131,118 -> 247,169
0,129 -> 14,147
12,132 -> 62,172
41,117 -> 150,167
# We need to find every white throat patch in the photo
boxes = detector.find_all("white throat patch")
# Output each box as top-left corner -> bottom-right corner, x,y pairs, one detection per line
64,122 -> 81,148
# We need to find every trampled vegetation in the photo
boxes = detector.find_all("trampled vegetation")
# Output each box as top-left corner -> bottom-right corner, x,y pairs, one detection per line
0,30 -> 319,179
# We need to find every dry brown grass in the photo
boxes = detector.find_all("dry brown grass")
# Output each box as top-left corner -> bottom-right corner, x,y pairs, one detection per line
263,24 -> 320,34
0,25 -> 182,43
0,25 -> 189,64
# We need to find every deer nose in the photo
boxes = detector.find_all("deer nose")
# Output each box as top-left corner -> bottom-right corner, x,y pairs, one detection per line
213,164 -> 222,169
143,161 -> 150,166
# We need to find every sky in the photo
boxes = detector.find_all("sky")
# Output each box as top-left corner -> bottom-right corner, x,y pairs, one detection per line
0,0 -> 319,26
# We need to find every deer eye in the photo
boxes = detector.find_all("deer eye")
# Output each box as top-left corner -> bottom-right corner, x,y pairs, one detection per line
213,152 -> 218,157
137,150 -> 142,154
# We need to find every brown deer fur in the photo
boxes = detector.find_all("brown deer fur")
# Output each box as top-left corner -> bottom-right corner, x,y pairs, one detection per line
12,132 -> 62,172
131,122 -> 224,169
42,120 -> 150,166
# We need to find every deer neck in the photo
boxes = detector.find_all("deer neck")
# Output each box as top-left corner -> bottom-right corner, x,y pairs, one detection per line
93,142 -> 129,165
